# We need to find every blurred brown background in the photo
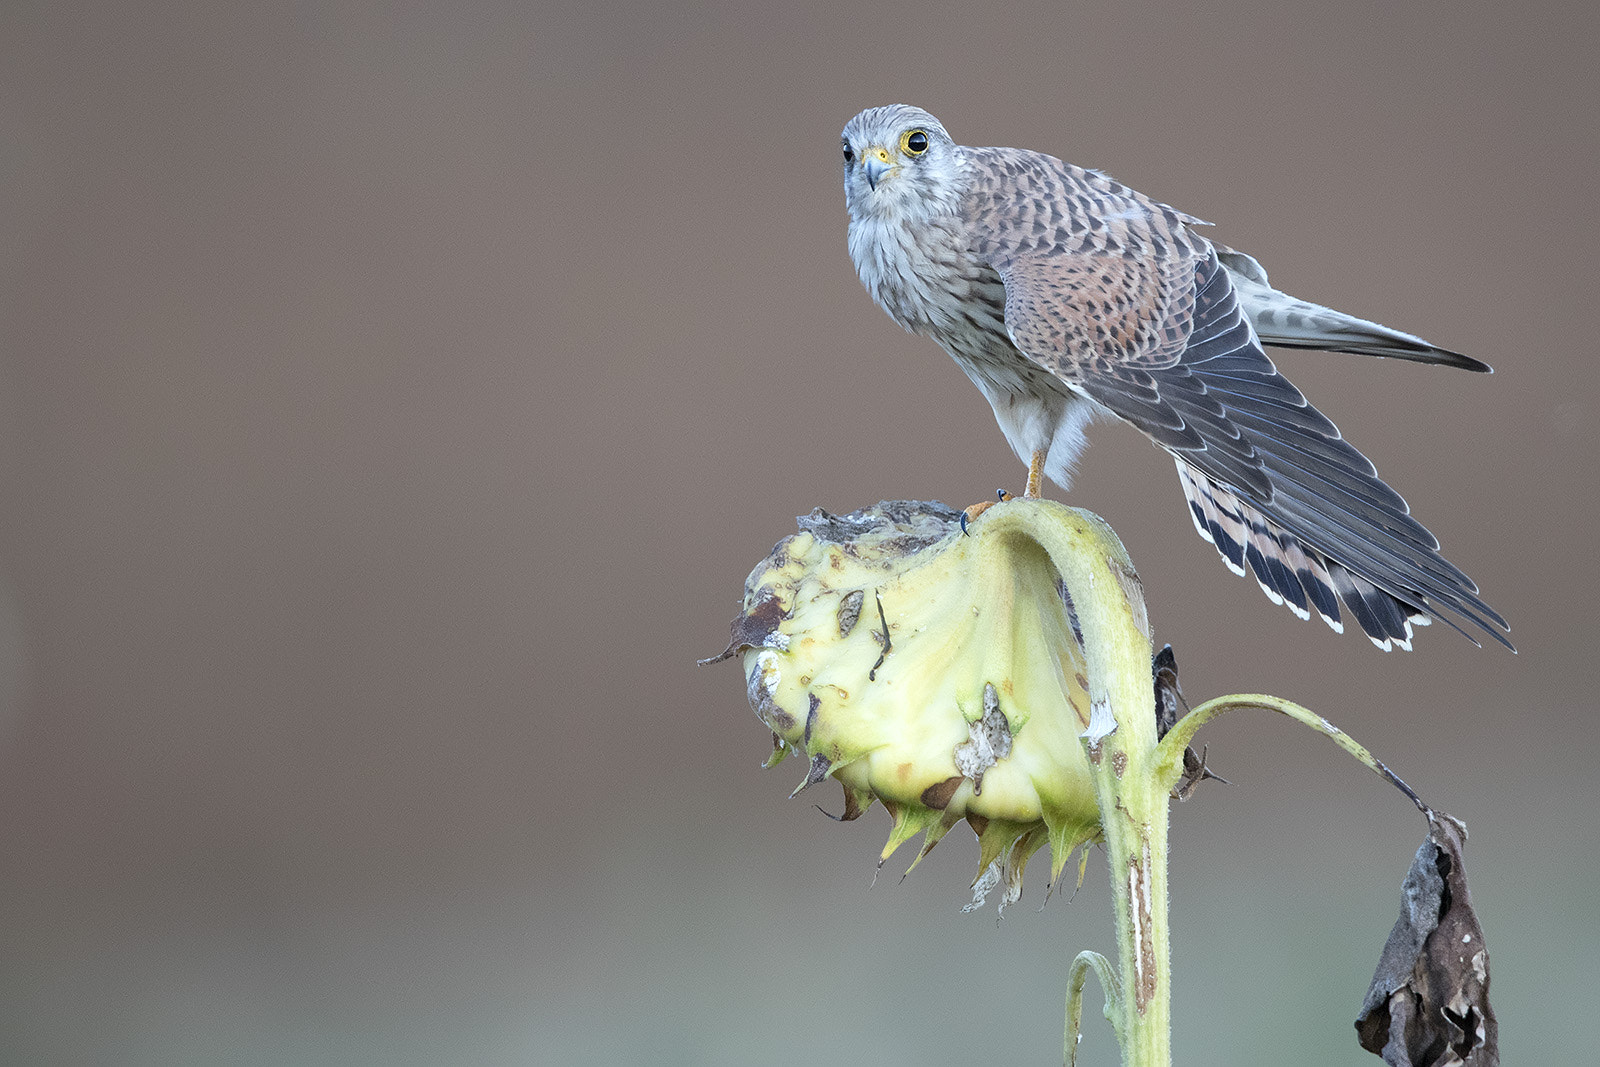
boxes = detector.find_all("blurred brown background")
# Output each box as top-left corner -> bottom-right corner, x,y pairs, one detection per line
0,1 -> 1593,1063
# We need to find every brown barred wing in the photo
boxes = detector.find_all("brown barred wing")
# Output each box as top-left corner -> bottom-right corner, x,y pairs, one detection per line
997,247 -> 1511,650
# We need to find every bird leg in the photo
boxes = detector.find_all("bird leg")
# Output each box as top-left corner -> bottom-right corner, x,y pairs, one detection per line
1024,448 -> 1046,498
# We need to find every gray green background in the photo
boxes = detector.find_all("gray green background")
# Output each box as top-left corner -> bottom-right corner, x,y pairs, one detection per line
1,1 -> 1593,1063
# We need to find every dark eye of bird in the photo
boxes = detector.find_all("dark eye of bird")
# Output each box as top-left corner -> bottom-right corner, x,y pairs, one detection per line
905,130 -> 928,155
842,144 -> 854,163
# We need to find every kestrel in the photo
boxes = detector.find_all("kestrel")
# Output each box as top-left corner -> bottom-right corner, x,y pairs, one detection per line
841,104 -> 1510,651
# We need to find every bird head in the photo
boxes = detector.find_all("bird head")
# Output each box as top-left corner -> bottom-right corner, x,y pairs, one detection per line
841,105 -> 963,221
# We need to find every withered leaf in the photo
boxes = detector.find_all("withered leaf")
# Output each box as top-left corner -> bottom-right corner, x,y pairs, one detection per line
1153,644 -> 1183,739
699,593 -> 789,665
1355,811 -> 1496,1066
1152,644 -> 1227,800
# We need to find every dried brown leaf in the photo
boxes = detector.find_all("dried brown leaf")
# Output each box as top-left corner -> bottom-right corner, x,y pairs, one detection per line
1152,644 -> 1226,800
1355,811 -> 1497,1066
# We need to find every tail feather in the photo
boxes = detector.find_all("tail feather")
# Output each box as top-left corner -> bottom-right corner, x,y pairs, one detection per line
1175,463 -> 1510,651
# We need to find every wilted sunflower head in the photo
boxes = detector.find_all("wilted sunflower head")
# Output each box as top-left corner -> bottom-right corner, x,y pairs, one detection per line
705,499 -> 1112,911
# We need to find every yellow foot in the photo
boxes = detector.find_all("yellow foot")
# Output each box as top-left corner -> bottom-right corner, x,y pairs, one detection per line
961,451 -> 1049,535
960,491 -> 1013,535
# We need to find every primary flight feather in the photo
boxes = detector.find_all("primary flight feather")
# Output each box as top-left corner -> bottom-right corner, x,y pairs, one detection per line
841,104 -> 1509,651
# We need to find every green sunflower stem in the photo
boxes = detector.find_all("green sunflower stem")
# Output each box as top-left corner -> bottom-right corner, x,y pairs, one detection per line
982,503 -> 1172,1067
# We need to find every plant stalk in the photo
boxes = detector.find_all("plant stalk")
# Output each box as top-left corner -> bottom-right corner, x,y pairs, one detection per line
983,501 -> 1171,1067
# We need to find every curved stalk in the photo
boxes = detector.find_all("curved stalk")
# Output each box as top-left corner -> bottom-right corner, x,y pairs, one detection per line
1065,950 -> 1121,1067
1152,694 -> 1426,814
978,501 -> 1170,1067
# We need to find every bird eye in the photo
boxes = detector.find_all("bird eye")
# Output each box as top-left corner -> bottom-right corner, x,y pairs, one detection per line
902,130 -> 929,155
842,143 -> 854,164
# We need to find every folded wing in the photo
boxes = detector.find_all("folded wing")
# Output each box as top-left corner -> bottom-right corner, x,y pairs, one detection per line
993,243 -> 1510,650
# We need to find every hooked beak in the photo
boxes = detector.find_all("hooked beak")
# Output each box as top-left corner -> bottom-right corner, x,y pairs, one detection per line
862,145 -> 896,191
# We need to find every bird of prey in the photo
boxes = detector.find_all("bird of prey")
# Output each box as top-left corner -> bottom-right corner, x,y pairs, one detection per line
841,104 -> 1510,651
